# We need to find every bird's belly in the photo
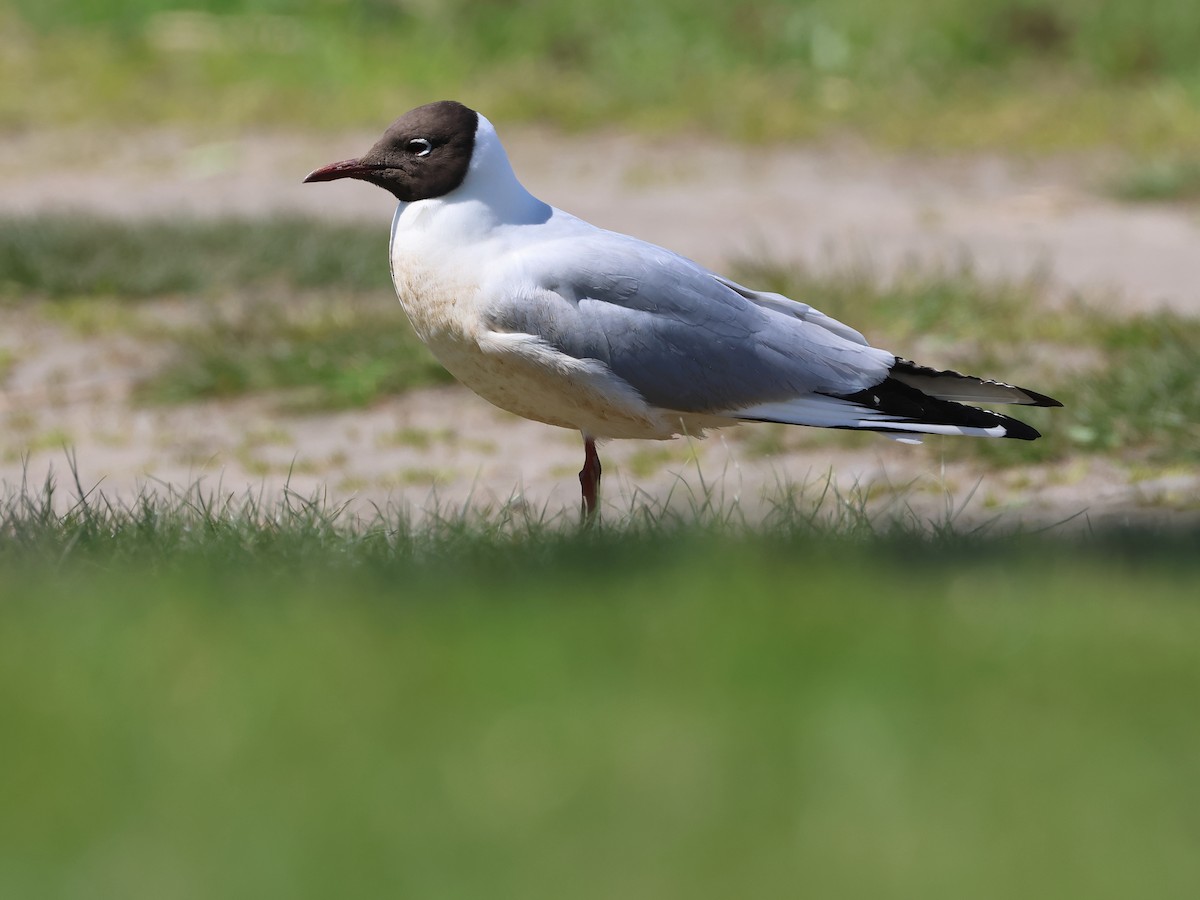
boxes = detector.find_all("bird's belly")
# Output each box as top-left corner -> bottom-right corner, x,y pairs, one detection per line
428,331 -> 680,439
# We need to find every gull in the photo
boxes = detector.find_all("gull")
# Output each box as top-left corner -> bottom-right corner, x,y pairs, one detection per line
305,100 -> 1060,519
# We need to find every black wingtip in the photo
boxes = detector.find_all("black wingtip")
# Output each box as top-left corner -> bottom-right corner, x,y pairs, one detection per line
830,377 -> 1046,441
1001,418 -> 1042,441
1024,389 -> 1064,409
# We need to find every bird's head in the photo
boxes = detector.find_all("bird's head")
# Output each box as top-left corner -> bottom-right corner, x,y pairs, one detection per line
303,100 -> 479,202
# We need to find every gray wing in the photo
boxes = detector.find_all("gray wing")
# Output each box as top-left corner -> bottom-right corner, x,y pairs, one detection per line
481,229 -> 894,415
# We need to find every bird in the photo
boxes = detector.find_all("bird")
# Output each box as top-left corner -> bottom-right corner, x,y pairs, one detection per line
304,100 -> 1060,520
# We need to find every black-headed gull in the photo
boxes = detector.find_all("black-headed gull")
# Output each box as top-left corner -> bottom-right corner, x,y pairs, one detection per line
305,101 -> 1060,518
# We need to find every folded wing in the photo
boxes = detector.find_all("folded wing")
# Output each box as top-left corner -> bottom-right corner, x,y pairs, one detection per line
482,226 -> 1059,441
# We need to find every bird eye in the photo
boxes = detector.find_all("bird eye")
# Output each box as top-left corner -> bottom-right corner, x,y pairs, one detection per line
406,138 -> 433,157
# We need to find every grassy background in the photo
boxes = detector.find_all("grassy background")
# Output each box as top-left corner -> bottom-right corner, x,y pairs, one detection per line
4,0 -> 1200,152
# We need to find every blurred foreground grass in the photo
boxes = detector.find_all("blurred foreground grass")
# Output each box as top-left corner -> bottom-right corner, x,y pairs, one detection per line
1,477 -> 1198,899
4,0 -> 1200,153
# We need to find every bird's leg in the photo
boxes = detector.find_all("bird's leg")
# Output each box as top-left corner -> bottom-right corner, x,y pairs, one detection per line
579,435 -> 602,523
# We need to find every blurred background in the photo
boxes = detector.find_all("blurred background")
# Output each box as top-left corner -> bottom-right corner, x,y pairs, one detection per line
1,0 -> 1198,521
2,2 -> 1199,898
5,0 -> 1200,144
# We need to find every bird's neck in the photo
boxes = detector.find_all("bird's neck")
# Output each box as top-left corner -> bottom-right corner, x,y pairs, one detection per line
455,126 -> 550,225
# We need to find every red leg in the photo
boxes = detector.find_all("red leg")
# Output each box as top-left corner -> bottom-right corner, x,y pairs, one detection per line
578,435 -> 601,522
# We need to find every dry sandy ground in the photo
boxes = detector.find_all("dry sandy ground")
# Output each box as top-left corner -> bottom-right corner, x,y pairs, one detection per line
2,126 -> 1198,528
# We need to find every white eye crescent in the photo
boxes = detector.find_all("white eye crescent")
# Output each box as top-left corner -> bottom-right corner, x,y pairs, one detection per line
406,138 -> 433,157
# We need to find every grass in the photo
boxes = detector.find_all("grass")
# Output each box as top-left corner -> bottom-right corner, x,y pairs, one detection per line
137,293 -> 452,410
1108,157 -> 1200,202
5,1 -> 1200,154
1059,313 -> 1200,459
0,214 -> 450,409
0,215 -> 389,300
0,475 -> 1199,898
